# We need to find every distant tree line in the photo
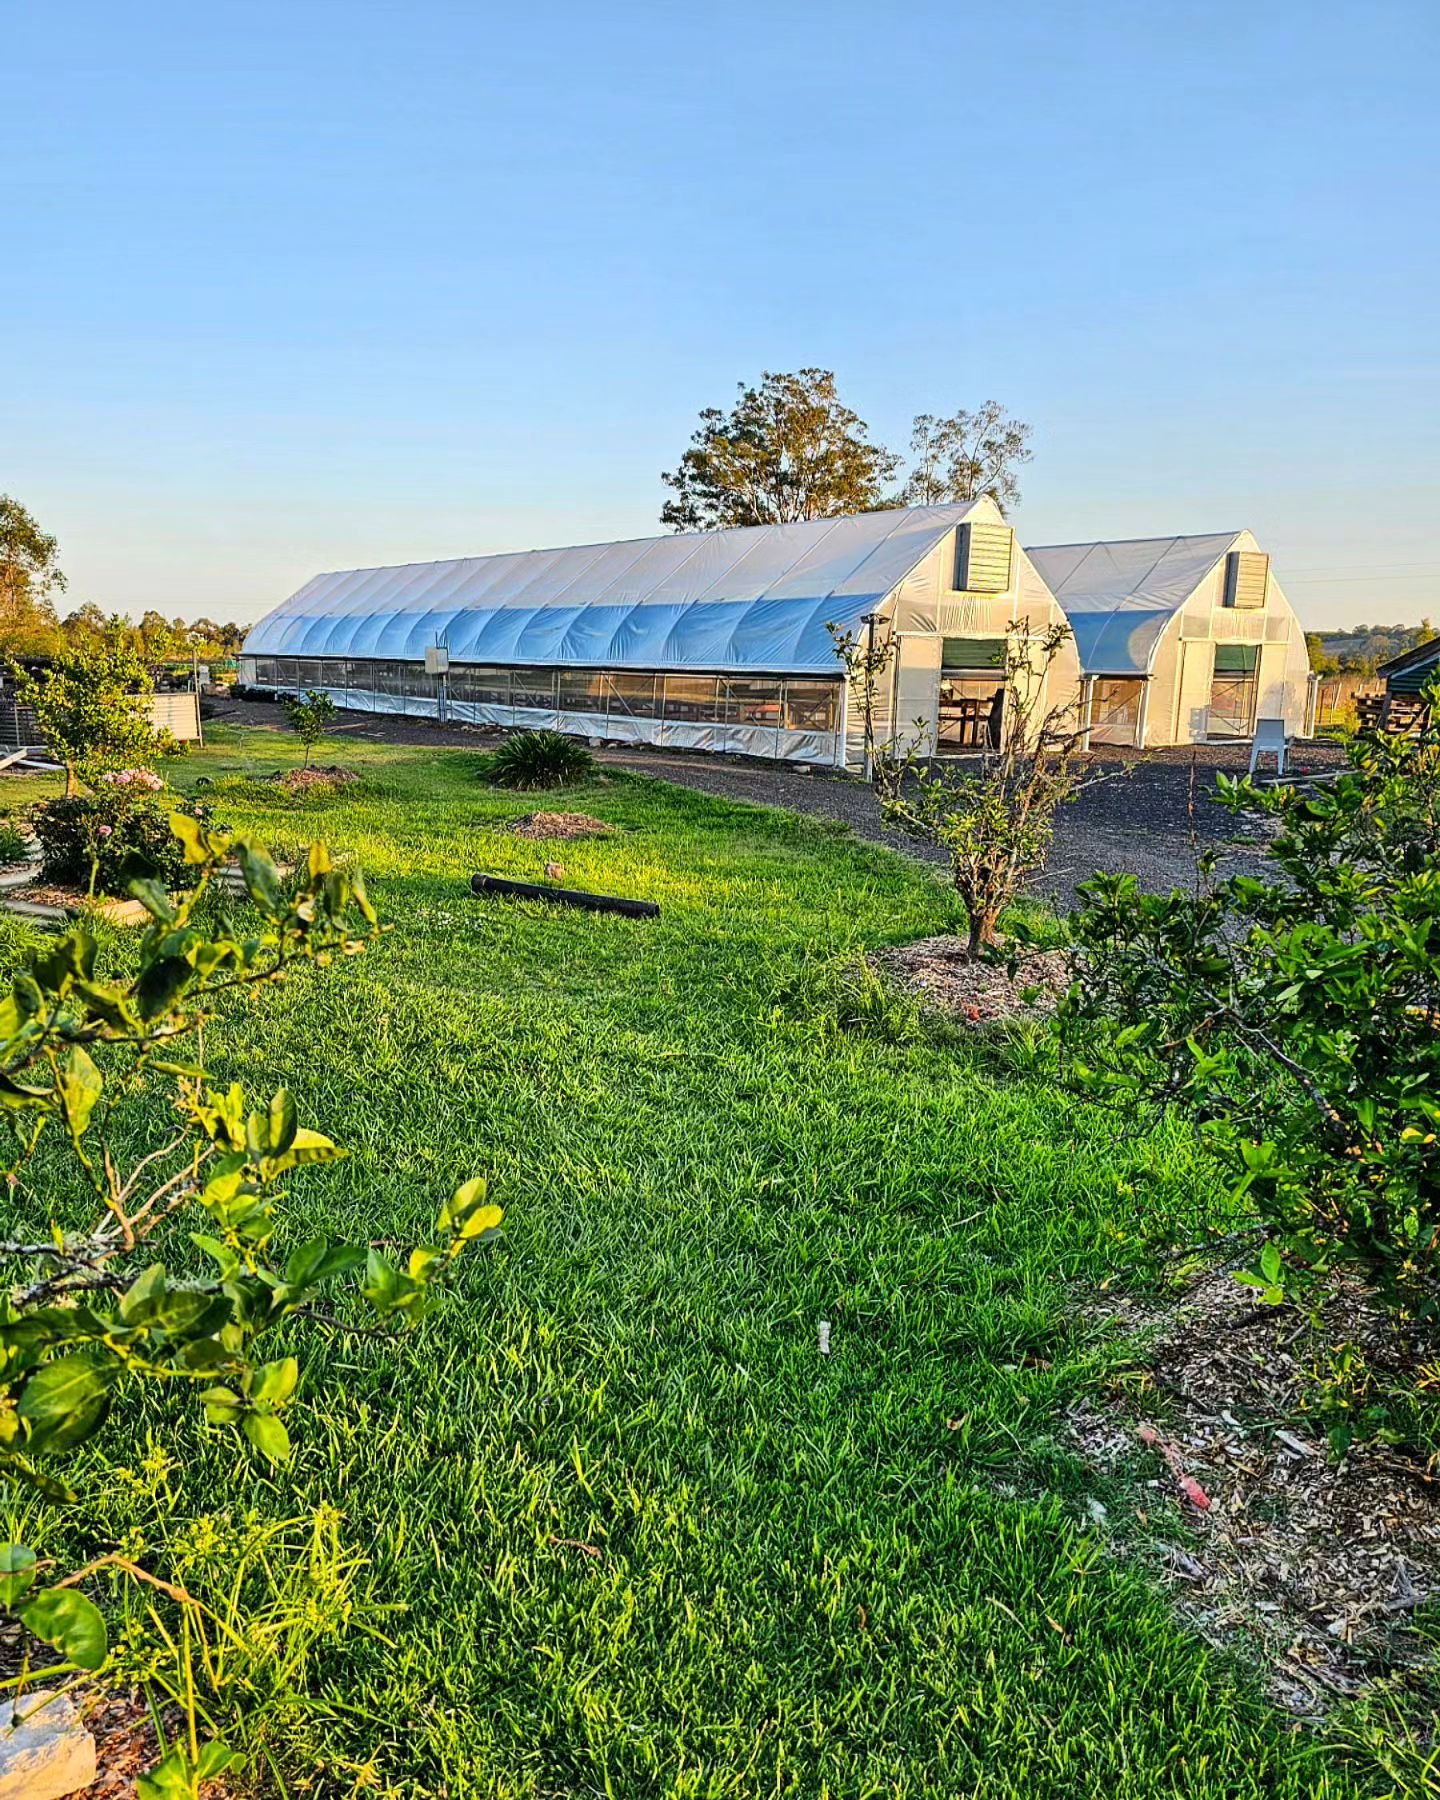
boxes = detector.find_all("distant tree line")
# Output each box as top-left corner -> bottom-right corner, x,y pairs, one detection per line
0,493 -> 247,664
1306,619 -> 1438,677
661,369 -> 1032,531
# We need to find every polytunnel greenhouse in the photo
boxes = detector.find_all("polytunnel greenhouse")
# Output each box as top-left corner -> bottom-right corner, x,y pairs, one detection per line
239,499 -> 1076,766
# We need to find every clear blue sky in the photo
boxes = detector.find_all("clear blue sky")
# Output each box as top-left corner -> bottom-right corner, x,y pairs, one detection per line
4,0 -> 1436,631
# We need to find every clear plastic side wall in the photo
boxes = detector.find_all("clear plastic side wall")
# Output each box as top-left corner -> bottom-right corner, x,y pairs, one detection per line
248,677 -> 841,767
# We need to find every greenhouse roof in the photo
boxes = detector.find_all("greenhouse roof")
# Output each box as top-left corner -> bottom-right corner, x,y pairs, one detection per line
1026,532 -> 1241,675
244,503 -> 987,674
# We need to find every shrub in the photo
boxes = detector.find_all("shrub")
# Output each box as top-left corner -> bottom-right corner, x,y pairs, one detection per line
867,624 -> 1097,956
1057,686 -> 1440,1326
282,688 -> 337,768
0,816 -> 500,1788
483,728 -> 595,791
32,778 -> 204,895
14,643 -> 170,795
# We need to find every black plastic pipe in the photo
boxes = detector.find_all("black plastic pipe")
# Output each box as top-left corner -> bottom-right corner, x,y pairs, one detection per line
470,872 -> 660,918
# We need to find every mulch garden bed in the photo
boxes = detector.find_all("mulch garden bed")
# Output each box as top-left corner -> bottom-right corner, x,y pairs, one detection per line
871,935 -> 1070,1027
1071,1264 -> 1440,1716
508,811 -> 614,840
0,884 -> 149,925
270,765 -> 360,793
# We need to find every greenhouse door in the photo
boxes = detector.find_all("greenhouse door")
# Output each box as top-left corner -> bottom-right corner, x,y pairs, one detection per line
1209,646 -> 1259,738
937,637 -> 1006,752
1086,678 -> 1145,747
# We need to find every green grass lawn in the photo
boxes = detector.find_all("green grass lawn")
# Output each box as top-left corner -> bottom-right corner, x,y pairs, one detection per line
0,727 -> 1402,1796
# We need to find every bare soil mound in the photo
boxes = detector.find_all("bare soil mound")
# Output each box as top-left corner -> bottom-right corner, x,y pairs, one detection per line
272,765 -> 360,794
509,811 -> 614,840
872,935 -> 1069,1027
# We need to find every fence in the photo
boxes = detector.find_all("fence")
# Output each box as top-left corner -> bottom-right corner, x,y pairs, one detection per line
0,691 -> 201,751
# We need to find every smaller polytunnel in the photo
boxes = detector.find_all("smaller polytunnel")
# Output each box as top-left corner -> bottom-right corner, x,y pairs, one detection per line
1024,534 -> 1242,675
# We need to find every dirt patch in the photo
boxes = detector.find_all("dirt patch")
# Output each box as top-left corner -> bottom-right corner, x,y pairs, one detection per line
871,935 -> 1069,1027
80,1689 -> 162,1796
509,811 -> 614,840
1071,1265 -> 1440,1715
271,765 -> 359,794
7,883 -> 87,907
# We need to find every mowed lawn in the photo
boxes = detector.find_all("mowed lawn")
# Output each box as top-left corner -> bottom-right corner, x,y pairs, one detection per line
1,727 -> 1387,1797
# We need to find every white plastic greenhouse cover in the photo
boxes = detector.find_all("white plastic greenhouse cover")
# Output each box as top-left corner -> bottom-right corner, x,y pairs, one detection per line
1025,533 -> 1241,675
244,503 -> 986,673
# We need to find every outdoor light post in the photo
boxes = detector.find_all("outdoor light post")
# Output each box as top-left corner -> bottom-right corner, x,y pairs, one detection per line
860,611 -> 880,782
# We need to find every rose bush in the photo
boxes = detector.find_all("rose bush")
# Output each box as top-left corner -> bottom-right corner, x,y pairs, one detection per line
33,782 -> 210,896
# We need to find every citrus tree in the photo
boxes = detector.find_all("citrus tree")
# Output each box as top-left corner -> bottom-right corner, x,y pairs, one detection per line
281,689 -> 337,769
871,624 -> 1095,957
0,815 -> 500,1792
1058,687 -> 1440,1329
14,644 -> 168,795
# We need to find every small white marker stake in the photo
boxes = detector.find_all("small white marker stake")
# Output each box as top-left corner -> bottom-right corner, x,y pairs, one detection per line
818,1320 -> 831,1356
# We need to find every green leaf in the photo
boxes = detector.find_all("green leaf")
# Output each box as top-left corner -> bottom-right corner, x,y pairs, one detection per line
73,978 -> 141,1033
0,1543 -> 38,1609
440,1178 -> 504,1242
135,955 -> 192,1021
349,866 -> 377,926
454,1203 -> 503,1243
32,932 -> 96,995
362,1248 -> 401,1313
248,1088 -> 297,1160
0,1069 -> 52,1107
58,1045 -> 103,1139
241,1411 -> 291,1464
196,1741 -> 241,1780
0,1449 -> 77,1502
280,1126 -> 343,1166
199,1385 -> 244,1426
234,841 -> 283,912
169,811 -> 211,865
19,1355 -> 119,1450
128,877 -> 177,922
408,1243 -> 443,1282
136,1749 -> 191,1800
268,1088 -> 297,1155
20,1586 -> 108,1670
137,1738 -> 242,1798
250,1357 -> 299,1408
119,1263 -> 167,1324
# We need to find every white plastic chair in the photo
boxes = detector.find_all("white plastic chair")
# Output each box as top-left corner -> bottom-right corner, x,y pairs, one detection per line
1248,717 -> 1289,776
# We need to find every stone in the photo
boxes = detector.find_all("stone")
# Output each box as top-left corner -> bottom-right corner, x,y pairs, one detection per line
0,1689 -> 98,1800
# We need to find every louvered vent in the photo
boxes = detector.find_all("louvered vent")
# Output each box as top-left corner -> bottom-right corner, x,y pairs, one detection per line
955,523 -> 1014,594
1223,551 -> 1269,610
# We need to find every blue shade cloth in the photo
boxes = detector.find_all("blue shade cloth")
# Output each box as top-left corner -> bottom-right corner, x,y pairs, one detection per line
243,504 -> 986,674
1025,533 -> 1241,675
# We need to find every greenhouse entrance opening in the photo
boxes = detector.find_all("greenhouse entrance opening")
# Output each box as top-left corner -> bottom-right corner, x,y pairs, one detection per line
937,638 -> 1006,751
1085,678 -> 1146,747
1209,645 -> 1259,738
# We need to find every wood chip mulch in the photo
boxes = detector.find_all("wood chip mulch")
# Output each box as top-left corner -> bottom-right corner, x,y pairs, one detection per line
508,811 -> 614,840
78,1690 -> 162,1797
870,935 -> 1070,1027
7,883 -> 91,907
271,765 -> 359,793
1070,1264 -> 1440,1716
78,1689 -> 237,1798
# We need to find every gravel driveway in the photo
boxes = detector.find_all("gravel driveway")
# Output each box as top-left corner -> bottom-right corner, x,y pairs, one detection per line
209,698 -> 1341,911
